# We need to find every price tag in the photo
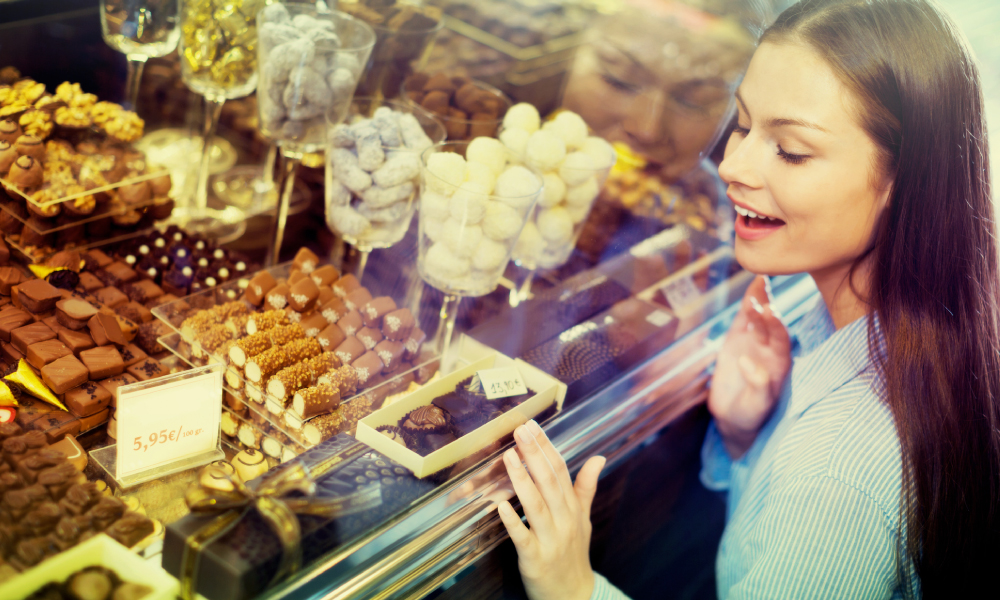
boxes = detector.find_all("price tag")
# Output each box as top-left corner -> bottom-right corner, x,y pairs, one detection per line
477,366 -> 529,400
663,274 -> 701,310
115,364 -> 223,483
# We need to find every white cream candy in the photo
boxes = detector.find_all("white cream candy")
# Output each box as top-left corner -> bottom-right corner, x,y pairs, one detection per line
539,172 -> 566,208
537,206 -> 574,245
494,165 -> 541,211
559,152 -> 597,186
543,111 -> 589,150
503,102 -> 541,134
426,152 -> 466,193
449,182 -> 490,224
472,237 -> 510,272
421,190 -> 452,221
514,221 -> 546,258
466,136 -> 507,175
425,242 -> 471,280
482,201 -> 524,241
499,128 -> 530,163
525,130 -> 566,173
464,161 -> 496,193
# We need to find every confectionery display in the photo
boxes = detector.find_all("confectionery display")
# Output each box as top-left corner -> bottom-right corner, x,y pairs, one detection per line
401,72 -> 511,140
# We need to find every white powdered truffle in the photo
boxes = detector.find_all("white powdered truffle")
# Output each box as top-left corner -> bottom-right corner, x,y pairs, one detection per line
372,153 -> 420,188
361,181 -> 414,208
472,237 -> 510,271
326,178 -> 351,207
503,102 -> 541,134
539,172 -> 566,208
442,219 -> 483,258
327,205 -> 370,237
525,130 -> 566,173
537,207 -> 574,245
559,152 -> 597,186
514,221 -> 546,259
494,165 -> 540,210
565,176 -> 600,207
482,201 -> 524,240
565,200 -> 591,224
421,190 -> 452,221
464,162 -> 496,193
425,242 -> 471,281
449,182 -> 490,224
499,128 -> 530,163
543,111 -> 589,150
580,136 -> 616,168
399,113 -> 433,151
466,137 -> 507,175
329,123 -> 354,148
426,152 -> 466,193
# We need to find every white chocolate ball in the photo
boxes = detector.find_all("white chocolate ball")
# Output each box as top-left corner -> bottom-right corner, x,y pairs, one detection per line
449,182 -> 490,224
580,136 -> 616,168
442,219 -> 483,258
559,152 -> 597,186
425,242 -> 471,281
544,111 -> 589,150
564,200 -> 591,224
514,221 -> 546,259
425,152 -> 466,192
537,207 -> 574,245
472,237 -> 510,272
482,201 -> 524,240
494,165 -> 541,211
525,130 -> 566,173
499,128 -> 530,163
423,216 -> 446,242
565,176 -> 600,207
421,190 -> 452,221
539,172 -> 566,208
464,162 -> 496,193
466,137 -> 507,175
502,102 -> 541,134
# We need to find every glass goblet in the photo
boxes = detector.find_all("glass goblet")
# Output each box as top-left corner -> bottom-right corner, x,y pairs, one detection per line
101,0 -> 180,111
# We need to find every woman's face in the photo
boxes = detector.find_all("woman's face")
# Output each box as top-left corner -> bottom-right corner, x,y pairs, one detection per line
719,41 -> 891,279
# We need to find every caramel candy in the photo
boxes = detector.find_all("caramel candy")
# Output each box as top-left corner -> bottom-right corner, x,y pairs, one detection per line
0,306 -> 32,341
63,381 -> 111,417
292,248 -> 320,274
333,336 -> 365,365
12,322 -> 56,353
79,345 -> 124,379
351,351 -> 384,386
382,308 -> 415,342
56,298 -> 98,330
332,274 -> 362,298
317,324 -> 346,351
119,343 -> 147,367
336,310 -> 364,337
374,340 -> 405,371
310,265 -> 340,287
288,277 -> 320,312
361,297 -> 397,329
94,286 -> 128,308
292,383 -> 339,419
404,327 -> 426,360
245,309 -> 289,335
27,338 -> 72,369
57,327 -> 95,356
244,271 -> 277,306
320,297 -> 349,324
15,279 -> 61,313
40,354 -> 88,394
266,283 -> 290,310
301,313 -> 328,337
88,312 -> 126,346
344,288 -> 374,312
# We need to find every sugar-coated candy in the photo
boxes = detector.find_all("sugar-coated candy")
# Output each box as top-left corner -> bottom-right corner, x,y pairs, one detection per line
466,137 -> 507,175
372,108 -> 403,147
540,172 -> 566,208
372,154 -> 420,188
559,152 -> 597,186
426,152 -> 466,191
355,127 -> 385,172
327,205 -> 370,237
425,242 -> 471,281
421,190 -> 452,221
329,123 -> 355,148
361,181 -> 414,208
328,68 -> 357,98
464,162 -> 496,193
500,128 -> 530,162
482,201 -> 523,241
565,176 -> 600,207
580,136 -> 616,167
260,22 -> 299,50
494,165 -> 540,210
326,178 -> 351,207
357,201 -> 410,223
331,148 -> 372,193
503,103 -> 541,134
261,3 -> 291,23
442,220 -> 483,258
525,130 -> 566,173
515,221 -> 546,258
544,111 -> 589,150
538,207 -> 574,245
449,182 -> 489,224
399,113 -> 433,151
472,237 -> 509,271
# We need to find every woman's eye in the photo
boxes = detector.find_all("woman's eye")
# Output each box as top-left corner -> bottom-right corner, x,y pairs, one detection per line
732,125 -> 750,137
777,146 -> 809,165
600,72 -> 641,94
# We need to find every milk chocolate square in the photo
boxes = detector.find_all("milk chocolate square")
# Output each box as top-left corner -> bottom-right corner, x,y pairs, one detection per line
123,280 -> 163,303
0,266 -> 26,295
114,314 -> 138,342
86,249 -> 113,269
1,339 -> 24,363
57,327 -> 96,356
310,265 -> 340,287
12,322 -> 55,353
101,373 -> 138,406
317,324 -> 346,351
63,381 -> 111,418
115,301 -> 152,324
101,262 -> 138,286
78,272 -> 104,293
42,315 -> 61,330
16,280 -> 62,313
26,339 -> 72,369
344,288 -> 373,312
56,298 -> 99,330
94,287 -> 128,308
288,277 -> 320,312
119,343 -> 147,367
245,271 -> 277,306
145,293 -> 181,310
40,354 -> 89,394
30,410 -> 81,444
88,313 -> 126,346
0,306 -> 32,341
127,358 -> 168,382
13,395 -> 54,427
79,345 -> 125,379
79,407 -> 111,432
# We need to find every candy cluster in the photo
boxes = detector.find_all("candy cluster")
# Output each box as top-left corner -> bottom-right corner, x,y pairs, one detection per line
180,0 -> 264,97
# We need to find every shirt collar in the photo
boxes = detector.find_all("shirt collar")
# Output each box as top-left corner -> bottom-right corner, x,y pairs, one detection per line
787,301 -> 878,417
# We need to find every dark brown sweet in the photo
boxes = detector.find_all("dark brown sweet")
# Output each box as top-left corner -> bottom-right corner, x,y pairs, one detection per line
56,298 -> 98,330
57,327 -> 95,355
400,404 -> 448,433
336,309 -> 364,337
356,326 -> 383,351
244,271 -> 277,306
79,345 -> 124,379
421,430 -> 457,454
126,358 -> 167,382
63,381 -> 111,418
0,266 -> 26,296
106,512 -> 154,548
11,322 -> 55,353
344,287 -> 374,312
46,269 -> 80,291
100,262 -> 138,286
99,373 -> 137,405
317,324 -> 347,351
310,265 -> 340,287
119,343 -> 146,367
118,180 -> 151,205
115,301 -> 152,324
292,247 -> 320,274
30,410 -> 81,444
288,277 -> 320,312
94,286 -> 128,308
0,306 -> 32,341
382,308 -> 415,342
88,495 -> 126,529
0,236 -> 9,266
88,313 -> 126,346
135,320 -> 170,355
40,354 -> 88,395
15,280 -> 62,313
374,340 -> 405,371
123,279 -> 162,303
26,338 -> 72,369
333,336 -> 365,365
7,154 -> 42,188
351,350 -> 384,385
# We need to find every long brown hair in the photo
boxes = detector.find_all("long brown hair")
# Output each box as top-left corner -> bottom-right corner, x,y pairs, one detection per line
763,0 -> 1000,597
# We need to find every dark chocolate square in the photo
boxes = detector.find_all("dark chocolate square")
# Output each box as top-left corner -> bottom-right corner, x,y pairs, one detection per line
30,410 -> 81,444
101,373 -> 138,405
101,262 -> 138,286
123,280 -> 163,303
119,343 -> 147,367
114,301 -> 152,324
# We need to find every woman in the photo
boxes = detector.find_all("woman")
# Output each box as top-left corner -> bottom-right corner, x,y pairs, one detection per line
497,1 -> 1000,598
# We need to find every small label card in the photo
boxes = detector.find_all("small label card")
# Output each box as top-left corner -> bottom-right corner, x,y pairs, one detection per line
115,364 -> 223,484
477,366 -> 529,400
663,274 -> 702,310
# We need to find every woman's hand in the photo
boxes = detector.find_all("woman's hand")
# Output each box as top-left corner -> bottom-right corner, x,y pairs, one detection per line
708,276 -> 791,459
497,419 -> 607,600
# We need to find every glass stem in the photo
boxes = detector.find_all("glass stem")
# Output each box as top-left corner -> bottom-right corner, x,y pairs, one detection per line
194,95 -> 225,212
269,151 -> 300,266
434,294 -> 461,362
263,141 -> 278,188
123,54 -> 148,112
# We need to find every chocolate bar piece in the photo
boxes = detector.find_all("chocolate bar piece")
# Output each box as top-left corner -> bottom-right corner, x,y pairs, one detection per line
55,298 -> 98,330
332,273 -> 361,298
57,327 -> 95,356
115,301 -> 153,324
344,288 -> 373,312
136,320 -> 171,355
333,336 -> 365,365
16,280 -> 62,313
265,283 -> 290,310
0,306 -> 32,341
79,407 -> 110,431
317,324 -> 346,351
317,286 -> 335,306
12,322 -> 55,354
100,373 -> 138,405
94,286 -> 128,308
360,297 -> 397,328
292,383 -> 339,419
63,381 -> 111,418
336,310 -> 363,337
86,249 -> 113,268
79,345 -> 125,379
288,277 -> 320,312
78,272 -> 104,293
310,265 -> 340,287
12,395 -> 55,427
244,271 -> 277,306
127,358 -> 168,381
351,351 -> 384,386
30,411 -> 81,444
119,343 -> 147,367
40,355 -> 89,394
301,313 -> 328,338
26,339 -> 72,369
374,340 -> 405,371
0,266 -> 26,295
102,261 -> 138,285
123,279 -> 163,303
1,339 -> 24,363
292,247 -> 320,274
382,308 -> 414,342
88,313 -> 126,346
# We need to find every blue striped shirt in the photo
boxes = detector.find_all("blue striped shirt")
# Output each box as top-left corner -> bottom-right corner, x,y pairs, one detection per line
590,298 -> 918,600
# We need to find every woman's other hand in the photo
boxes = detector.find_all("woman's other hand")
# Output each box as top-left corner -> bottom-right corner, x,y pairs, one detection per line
709,276 -> 791,459
497,420 -> 607,600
